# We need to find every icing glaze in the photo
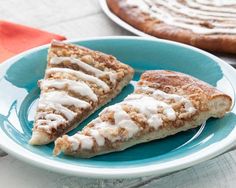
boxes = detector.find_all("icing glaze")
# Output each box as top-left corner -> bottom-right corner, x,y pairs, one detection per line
50,57 -> 117,85
74,134 -> 93,150
147,115 -> 163,129
110,105 -> 139,138
126,0 -> 236,34
137,85 -> 196,114
39,91 -> 91,109
46,68 -> 110,92
124,94 -> 177,121
89,129 -> 105,146
195,0 -> 236,6
40,79 -> 98,102
37,113 -> 67,129
66,86 -> 197,149
38,102 -> 76,121
68,137 -> 80,151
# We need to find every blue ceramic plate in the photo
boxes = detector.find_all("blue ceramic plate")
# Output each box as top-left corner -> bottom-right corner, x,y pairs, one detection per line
0,36 -> 236,178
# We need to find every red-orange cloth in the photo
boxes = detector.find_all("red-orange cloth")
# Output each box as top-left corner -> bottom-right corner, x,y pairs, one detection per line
0,20 -> 66,63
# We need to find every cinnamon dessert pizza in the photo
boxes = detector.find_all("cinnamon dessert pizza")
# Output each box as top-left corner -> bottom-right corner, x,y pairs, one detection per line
29,40 -> 134,145
54,70 -> 232,158
107,0 -> 236,54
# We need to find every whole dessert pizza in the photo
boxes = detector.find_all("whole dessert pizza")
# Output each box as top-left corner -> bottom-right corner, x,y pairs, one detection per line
107,0 -> 236,54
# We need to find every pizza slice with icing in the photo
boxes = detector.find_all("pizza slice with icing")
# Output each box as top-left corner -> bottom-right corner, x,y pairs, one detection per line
29,40 -> 134,145
53,70 -> 232,158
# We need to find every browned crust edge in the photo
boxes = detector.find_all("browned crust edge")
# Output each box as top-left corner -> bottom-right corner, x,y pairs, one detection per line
107,0 -> 236,54
140,70 -> 232,113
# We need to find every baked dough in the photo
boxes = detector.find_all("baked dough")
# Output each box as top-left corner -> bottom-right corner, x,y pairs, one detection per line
29,40 -> 134,145
53,70 -> 232,158
107,0 -> 236,54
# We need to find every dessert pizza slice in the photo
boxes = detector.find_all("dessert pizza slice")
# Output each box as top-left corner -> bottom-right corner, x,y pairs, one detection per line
29,40 -> 134,145
54,70 -> 232,158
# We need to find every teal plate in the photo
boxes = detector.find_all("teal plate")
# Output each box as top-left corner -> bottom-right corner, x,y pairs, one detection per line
0,36 -> 236,178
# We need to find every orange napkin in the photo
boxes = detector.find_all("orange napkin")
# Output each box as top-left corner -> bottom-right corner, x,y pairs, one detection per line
0,20 -> 66,63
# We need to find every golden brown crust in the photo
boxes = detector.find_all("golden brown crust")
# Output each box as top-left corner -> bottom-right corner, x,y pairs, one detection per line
107,0 -> 236,54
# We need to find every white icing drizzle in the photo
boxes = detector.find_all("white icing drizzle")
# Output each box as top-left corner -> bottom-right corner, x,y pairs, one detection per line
39,91 -> 91,109
46,67 -> 110,92
147,115 -> 163,129
137,85 -> 196,114
89,129 -> 105,146
45,113 -> 65,121
65,84 -> 197,150
188,1 -> 236,14
126,0 -> 236,34
95,121 -> 121,143
51,56 -> 105,76
40,79 -> 98,102
37,113 -> 67,129
124,94 -> 177,121
50,56 -> 117,85
68,137 -> 80,151
108,105 -> 139,138
91,106 -> 140,143
68,104 -> 140,150
74,134 -> 93,150
195,0 -> 236,6
38,102 -> 76,121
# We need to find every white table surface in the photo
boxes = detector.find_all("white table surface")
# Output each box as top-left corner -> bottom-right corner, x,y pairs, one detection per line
1,0 -> 236,187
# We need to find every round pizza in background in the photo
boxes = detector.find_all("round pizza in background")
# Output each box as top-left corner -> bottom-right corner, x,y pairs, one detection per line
107,0 -> 236,54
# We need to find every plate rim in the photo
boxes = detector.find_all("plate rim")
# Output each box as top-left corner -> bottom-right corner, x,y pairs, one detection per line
0,36 -> 236,178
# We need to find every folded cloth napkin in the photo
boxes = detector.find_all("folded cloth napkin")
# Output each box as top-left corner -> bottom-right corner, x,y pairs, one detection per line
0,20 -> 66,63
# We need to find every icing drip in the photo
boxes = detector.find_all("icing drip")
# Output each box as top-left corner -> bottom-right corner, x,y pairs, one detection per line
46,67 -> 110,92
38,102 -> 76,121
40,79 -> 98,102
137,86 -> 196,114
39,91 -> 91,109
92,106 -> 140,143
37,113 -> 67,129
89,129 -> 105,146
147,115 -> 163,129
188,1 -> 236,14
50,57 -> 117,85
107,105 -> 139,138
68,137 -> 80,151
73,134 -> 94,150
195,0 -> 236,6
94,121 -> 121,143
126,0 -> 236,34
124,94 -> 177,121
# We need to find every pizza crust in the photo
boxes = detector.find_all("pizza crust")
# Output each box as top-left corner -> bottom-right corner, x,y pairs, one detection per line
107,0 -> 236,54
